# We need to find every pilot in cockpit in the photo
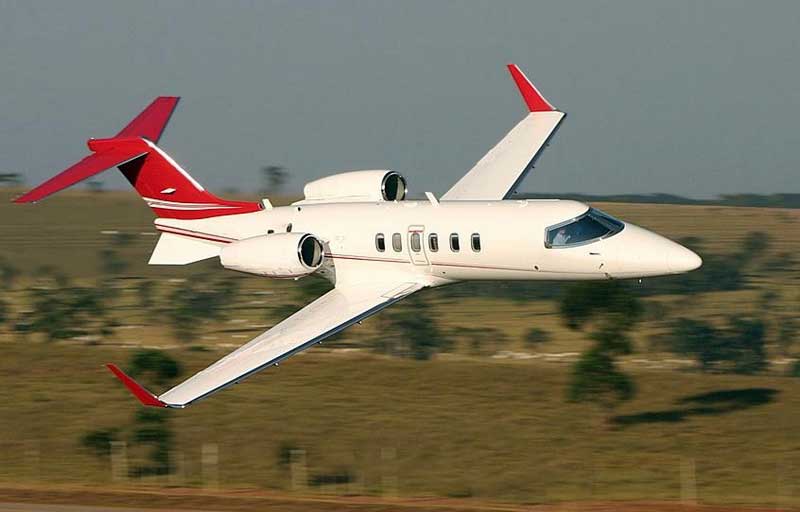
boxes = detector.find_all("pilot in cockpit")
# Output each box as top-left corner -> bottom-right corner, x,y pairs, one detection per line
552,227 -> 571,246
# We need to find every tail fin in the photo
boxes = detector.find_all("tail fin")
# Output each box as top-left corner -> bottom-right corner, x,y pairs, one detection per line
14,97 -> 262,220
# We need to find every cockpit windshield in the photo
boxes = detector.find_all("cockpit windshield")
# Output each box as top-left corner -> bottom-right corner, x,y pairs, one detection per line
545,208 -> 624,248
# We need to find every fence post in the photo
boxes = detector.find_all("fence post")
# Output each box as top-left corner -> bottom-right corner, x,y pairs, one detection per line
381,447 -> 398,498
25,441 -> 40,482
169,450 -> 185,486
776,459 -> 792,509
110,441 -> 128,483
201,443 -> 219,490
680,457 -> 697,505
289,449 -> 308,492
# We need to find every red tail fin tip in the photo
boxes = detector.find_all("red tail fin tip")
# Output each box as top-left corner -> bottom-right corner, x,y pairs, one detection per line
115,96 -> 180,143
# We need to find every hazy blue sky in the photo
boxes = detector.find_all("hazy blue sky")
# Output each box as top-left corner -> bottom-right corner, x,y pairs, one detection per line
1,0 -> 799,198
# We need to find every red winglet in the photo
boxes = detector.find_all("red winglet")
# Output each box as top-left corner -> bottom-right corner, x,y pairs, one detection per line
106,364 -> 167,408
507,64 -> 556,112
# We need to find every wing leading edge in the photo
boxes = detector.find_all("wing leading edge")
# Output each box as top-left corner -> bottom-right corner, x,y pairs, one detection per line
441,64 -> 565,201
108,280 -> 424,408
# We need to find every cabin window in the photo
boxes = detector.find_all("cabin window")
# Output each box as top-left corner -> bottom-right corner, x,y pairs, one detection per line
392,233 -> 402,252
410,232 -> 421,252
471,233 -> 481,252
428,233 -> 439,252
375,233 -> 385,252
545,208 -> 625,248
450,233 -> 460,252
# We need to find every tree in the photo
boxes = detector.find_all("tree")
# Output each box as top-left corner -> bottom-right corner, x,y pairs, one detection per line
0,172 -> 22,187
0,298 -> 8,326
777,316 -> 797,356
128,349 -> 182,386
137,280 -> 156,310
568,347 -> 634,405
559,281 -> 642,331
81,428 -> 118,456
99,248 -> 129,275
373,295 -> 449,360
450,326 -> 507,356
167,276 -> 239,342
86,180 -> 105,193
26,271 -> 118,342
667,316 -> 768,374
0,258 -> 20,289
81,351 -> 182,476
524,327 -> 551,346
559,282 -> 643,411
260,165 -> 288,196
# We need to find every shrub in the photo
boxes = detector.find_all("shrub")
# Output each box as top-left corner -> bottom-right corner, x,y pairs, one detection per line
373,295 -> 449,360
0,298 -> 8,326
559,281 -> 643,331
667,317 -> 768,374
128,349 -> 182,386
568,347 -> 634,406
450,326 -> 507,356
81,428 -> 118,457
167,276 -> 239,342
524,327 -> 551,345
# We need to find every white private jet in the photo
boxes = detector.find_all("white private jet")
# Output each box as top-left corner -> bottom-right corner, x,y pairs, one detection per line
15,64 -> 701,408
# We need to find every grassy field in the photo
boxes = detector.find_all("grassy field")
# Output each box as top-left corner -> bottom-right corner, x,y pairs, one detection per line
1,343 -> 799,507
0,188 -> 799,508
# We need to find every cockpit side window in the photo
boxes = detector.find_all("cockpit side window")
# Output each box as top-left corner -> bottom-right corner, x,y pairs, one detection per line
545,208 -> 624,248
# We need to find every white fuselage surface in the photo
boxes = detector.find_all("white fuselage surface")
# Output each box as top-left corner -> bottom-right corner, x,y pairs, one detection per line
157,198 -> 701,287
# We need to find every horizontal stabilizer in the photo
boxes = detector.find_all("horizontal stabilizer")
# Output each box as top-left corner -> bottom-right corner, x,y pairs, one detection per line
13,148 -> 147,203
149,232 -> 223,265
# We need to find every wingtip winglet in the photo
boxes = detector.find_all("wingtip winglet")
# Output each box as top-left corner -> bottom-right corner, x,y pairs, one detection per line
106,363 -> 168,408
506,63 -> 556,112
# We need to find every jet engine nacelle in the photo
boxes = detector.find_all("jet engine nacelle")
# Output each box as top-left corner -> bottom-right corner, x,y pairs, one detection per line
220,233 -> 325,278
296,170 -> 407,204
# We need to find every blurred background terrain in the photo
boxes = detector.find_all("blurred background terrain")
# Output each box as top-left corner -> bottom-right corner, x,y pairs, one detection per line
0,188 -> 798,509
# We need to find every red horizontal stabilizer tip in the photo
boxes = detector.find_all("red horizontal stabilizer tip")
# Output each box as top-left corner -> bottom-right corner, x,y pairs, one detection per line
115,96 -> 180,144
106,364 -> 167,408
13,147 -> 147,203
507,64 -> 555,112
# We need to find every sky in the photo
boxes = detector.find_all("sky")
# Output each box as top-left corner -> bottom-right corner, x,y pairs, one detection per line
1,0 -> 799,199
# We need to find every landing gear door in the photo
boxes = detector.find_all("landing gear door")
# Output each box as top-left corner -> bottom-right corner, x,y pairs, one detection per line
407,225 -> 429,266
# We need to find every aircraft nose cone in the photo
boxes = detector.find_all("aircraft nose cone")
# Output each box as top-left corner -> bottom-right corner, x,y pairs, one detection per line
667,244 -> 702,273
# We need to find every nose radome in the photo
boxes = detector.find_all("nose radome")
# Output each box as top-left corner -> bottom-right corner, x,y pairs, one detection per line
667,244 -> 702,273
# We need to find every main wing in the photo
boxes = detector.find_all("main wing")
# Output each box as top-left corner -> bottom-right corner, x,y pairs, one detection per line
108,280 -> 424,408
441,64 -> 565,201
